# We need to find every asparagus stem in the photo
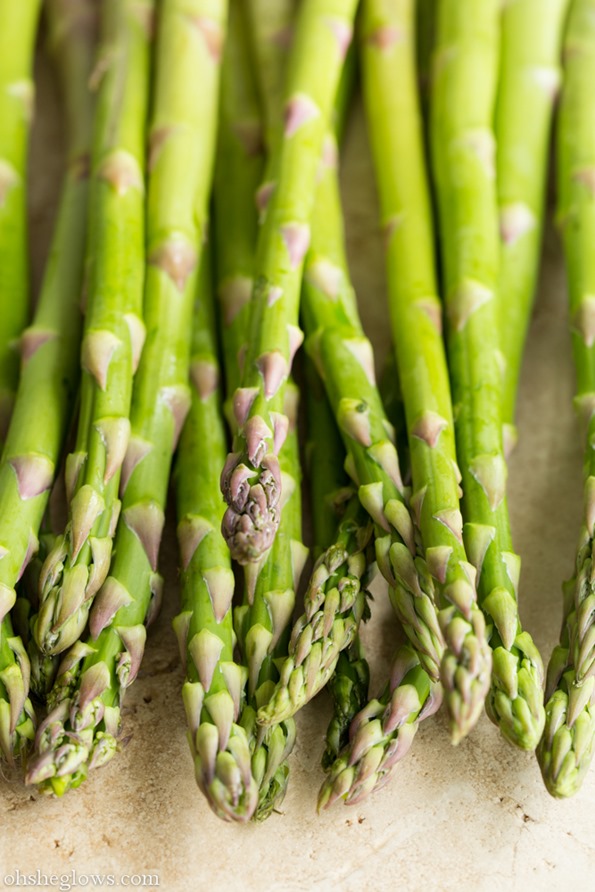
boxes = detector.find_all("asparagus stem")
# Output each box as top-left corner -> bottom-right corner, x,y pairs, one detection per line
234,389 -> 305,820
537,0 -> 595,798
430,0 -> 545,750
361,0 -> 491,743
300,128 -> 445,686
318,642 -> 441,808
0,0 -> 96,765
215,0 -> 305,820
176,250 -> 259,823
497,0 -> 570,442
220,0 -> 359,566
34,0 -> 154,656
322,637 -> 371,770
26,0 -> 226,795
0,0 -> 41,443
257,494 -> 373,726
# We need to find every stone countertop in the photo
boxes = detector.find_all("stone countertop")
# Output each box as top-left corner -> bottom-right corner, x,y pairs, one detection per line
1,40 -> 594,892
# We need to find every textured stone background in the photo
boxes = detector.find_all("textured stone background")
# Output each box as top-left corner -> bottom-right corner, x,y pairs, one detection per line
1,35 -> 594,892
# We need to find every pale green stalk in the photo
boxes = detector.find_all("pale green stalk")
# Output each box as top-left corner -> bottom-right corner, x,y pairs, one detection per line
537,0 -> 595,798
26,0 -> 226,795
497,0 -> 570,445
0,0 -> 95,764
0,0 -> 41,442
34,0 -> 153,656
430,0 -> 545,750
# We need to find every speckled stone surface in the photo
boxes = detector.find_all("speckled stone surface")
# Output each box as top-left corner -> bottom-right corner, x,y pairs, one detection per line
1,40 -> 594,892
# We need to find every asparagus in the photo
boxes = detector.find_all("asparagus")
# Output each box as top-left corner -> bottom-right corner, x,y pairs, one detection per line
497,0 -> 570,445
175,250 -> 259,823
257,494 -> 372,726
0,0 -> 95,764
26,0 -> 226,795
301,134 -> 444,687
0,0 -> 41,443
361,0 -> 491,742
34,0 -> 154,656
537,0 -> 595,798
318,641 -> 441,808
220,0 -> 359,565
430,0 -> 545,749
214,1 -> 305,821
322,638 -> 371,769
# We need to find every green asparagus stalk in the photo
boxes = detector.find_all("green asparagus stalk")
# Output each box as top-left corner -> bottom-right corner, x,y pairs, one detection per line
537,0 -> 595,797
257,494 -> 372,726
361,0 -> 491,742
244,0 -> 296,158
0,0 -> 96,764
244,0 -> 376,736
26,0 -> 226,795
301,135 -> 444,686
302,362 -> 372,766
220,0 -> 359,565
234,387 -> 306,821
430,0 -> 545,750
322,637 -> 371,770
318,641 -> 441,808
34,0 -> 154,656
175,251 -> 259,823
0,0 -> 41,443
497,0 -> 570,445
215,0 -> 304,821
16,528 -> 61,700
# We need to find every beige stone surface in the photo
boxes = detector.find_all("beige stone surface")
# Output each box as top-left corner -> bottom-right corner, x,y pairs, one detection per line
2,39 -> 594,892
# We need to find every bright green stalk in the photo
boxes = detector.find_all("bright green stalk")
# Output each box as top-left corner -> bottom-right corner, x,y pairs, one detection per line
0,0 -> 41,443
302,363 -> 372,765
244,0 -> 296,158
361,0 -> 491,743
416,0 -> 436,106
26,0 -> 226,795
233,389 -> 306,821
306,363 -> 354,553
218,0 -> 307,821
214,0 -> 265,406
322,638 -> 370,770
318,642 -> 441,808
220,0 -> 359,566
537,0 -> 595,798
430,0 -> 545,750
175,253 -> 259,823
301,137 -> 444,688
257,494 -> 372,726
34,0 -> 154,656
0,0 -> 95,764
497,0 -> 570,443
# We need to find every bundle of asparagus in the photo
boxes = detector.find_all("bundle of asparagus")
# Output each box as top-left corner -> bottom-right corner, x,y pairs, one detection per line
0,0 -> 593,828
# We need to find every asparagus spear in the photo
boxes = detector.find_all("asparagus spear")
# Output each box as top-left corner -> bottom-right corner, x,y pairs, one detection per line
302,361 -> 373,767
233,405 -> 305,821
430,0 -> 545,750
34,0 -> 154,656
26,0 -> 226,795
0,0 -> 96,764
318,641 -> 442,808
175,250 -> 259,823
0,0 -> 41,444
537,0 -> 595,798
220,0 -> 359,566
322,638 -> 371,769
300,134 -> 444,687
361,0 -> 491,742
214,1 -> 306,821
497,0 -> 570,446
